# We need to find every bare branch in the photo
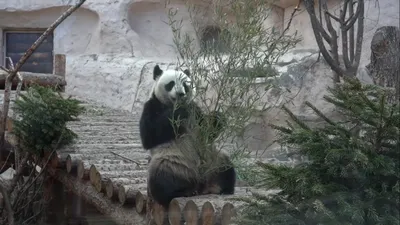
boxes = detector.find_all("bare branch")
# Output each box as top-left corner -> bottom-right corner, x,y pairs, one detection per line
110,151 -> 142,166
5,58 -> 23,103
325,11 -> 341,23
283,0 -> 302,35
322,0 -> 339,64
0,67 -> 9,73
302,0 -> 333,44
4,58 -> 23,169
352,0 -> 364,71
266,1 -> 301,57
0,182 -> 13,225
8,153 -> 29,193
304,0 -> 344,80
348,0 -> 355,63
344,0 -> 362,31
340,0 -> 351,21
0,151 -> 13,173
341,1 -> 352,69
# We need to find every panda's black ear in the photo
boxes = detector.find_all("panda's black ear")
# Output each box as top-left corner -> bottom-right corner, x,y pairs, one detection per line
153,65 -> 163,80
183,69 -> 190,76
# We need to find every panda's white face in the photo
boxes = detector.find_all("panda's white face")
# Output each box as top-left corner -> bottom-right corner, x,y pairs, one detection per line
151,65 -> 197,105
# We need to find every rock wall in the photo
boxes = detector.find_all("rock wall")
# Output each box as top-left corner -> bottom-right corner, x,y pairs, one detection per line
1,0 -> 397,65
66,54 -> 180,113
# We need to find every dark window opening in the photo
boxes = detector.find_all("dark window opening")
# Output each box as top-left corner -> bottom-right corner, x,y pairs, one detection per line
2,30 -> 54,90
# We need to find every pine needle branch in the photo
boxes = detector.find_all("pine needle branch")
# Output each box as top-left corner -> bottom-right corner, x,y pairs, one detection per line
281,104 -> 311,131
304,101 -> 336,125
268,123 -> 293,134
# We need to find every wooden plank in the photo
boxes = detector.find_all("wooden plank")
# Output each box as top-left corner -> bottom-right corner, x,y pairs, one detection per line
54,54 -> 66,77
0,70 -> 66,90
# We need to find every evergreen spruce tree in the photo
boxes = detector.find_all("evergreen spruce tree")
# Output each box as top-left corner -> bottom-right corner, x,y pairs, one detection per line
12,85 -> 85,157
240,77 -> 400,225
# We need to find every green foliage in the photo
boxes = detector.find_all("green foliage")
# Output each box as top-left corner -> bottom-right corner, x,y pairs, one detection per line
12,85 -> 85,156
166,0 -> 300,175
240,77 -> 400,225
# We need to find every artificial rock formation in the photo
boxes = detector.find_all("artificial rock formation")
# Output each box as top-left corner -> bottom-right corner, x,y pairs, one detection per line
366,26 -> 400,101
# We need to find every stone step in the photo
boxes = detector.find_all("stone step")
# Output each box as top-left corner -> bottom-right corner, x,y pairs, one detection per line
73,133 -> 138,140
73,130 -> 139,137
73,139 -> 138,145
61,148 -> 147,157
80,111 -> 133,118
67,121 -> 138,127
66,125 -> 134,133
62,152 -> 149,162
75,116 -> 139,123
80,104 -> 131,113
60,143 -> 145,153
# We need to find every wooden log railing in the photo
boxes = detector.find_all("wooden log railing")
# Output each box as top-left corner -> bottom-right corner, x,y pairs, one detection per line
55,152 -> 250,225
4,129 -> 250,225
0,70 -> 66,89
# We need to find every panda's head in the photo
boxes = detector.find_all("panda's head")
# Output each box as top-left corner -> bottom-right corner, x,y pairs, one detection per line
151,64 -> 197,106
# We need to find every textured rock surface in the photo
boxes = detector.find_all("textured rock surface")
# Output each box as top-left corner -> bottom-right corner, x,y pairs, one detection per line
234,49 -> 375,160
1,0 -> 397,63
66,55 -> 179,113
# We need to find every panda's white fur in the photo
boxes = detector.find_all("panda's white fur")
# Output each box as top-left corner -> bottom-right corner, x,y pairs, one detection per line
139,64 -> 236,209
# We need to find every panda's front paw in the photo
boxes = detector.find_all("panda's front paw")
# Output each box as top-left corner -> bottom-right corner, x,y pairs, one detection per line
173,106 -> 190,119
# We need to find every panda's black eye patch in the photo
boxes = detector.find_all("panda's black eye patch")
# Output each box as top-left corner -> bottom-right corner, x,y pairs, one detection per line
165,81 -> 175,92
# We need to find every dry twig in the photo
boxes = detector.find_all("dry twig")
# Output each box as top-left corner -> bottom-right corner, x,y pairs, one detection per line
4,57 -> 23,169
110,151 -> 143,166
0,182 -> 13,225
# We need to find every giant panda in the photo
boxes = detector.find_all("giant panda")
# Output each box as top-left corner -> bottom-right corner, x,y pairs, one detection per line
139,64 -> 236,208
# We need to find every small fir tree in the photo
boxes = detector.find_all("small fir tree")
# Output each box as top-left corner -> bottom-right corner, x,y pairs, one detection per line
240,77 -> 400,225
12,85 -> 85,157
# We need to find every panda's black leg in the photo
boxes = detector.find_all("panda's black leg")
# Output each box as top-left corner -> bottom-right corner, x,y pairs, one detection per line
148,165 -> 198,209
217,166 -> 236,194
206,111 -> 227,142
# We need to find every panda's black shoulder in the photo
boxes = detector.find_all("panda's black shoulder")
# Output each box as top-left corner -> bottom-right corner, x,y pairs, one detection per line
141,94 -> 170,117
